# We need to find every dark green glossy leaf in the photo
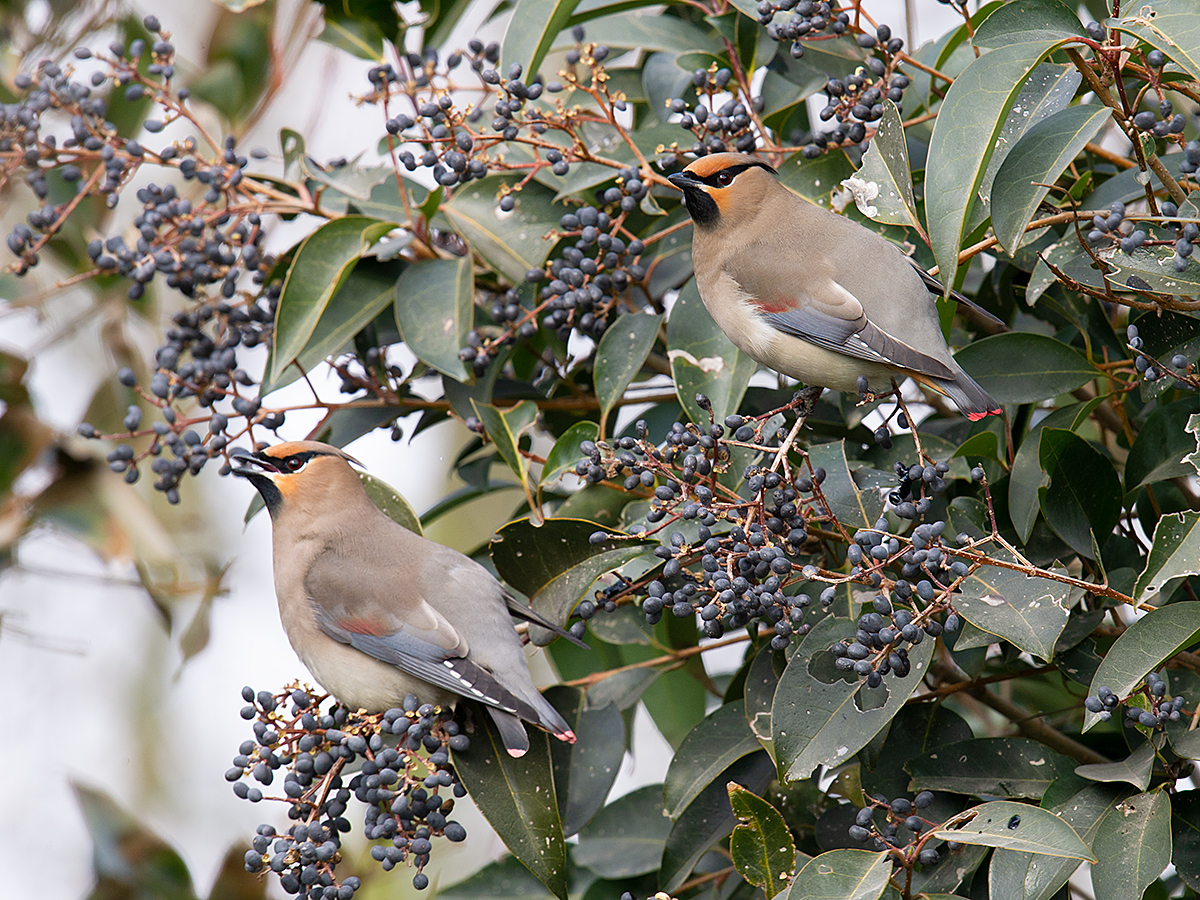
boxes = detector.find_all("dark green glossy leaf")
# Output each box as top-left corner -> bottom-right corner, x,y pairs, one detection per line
1037,428 -> 1121,557
1090,791 -> 1172,900
545,687 -> 626,836
452,711 -> 568,899
394,255 -> 474,381
787,849 -> 890,900
925,40 -> 1069,292
1125,399 -> 1200,491
263,257 -> 401,393
907,737 -> 1074,799
934,800 -> 1093,858
271,217 -> 396,384
667,280 -> 755,427
542,421 -> 600,486
990,781 -> 1126,900
860,703 -> 974,801
1075,741 -> 1155,790
956,553 -> 1070,661
491,518 -> 652,629
1084,601 -> 1200,730
473,399 -> 537,488
595,312 -> 663,426
315,0 -> 400,58
972,0 -> 1088,48
503,0 -> 585,78
806,440 -> 883,530
573,784 -> 672,877
728,783 -> 796,899
1172,791 -> 1200,891
437,854 -> 560,900
953,332 -> 1099,405
443,177 -> 560,284
1135,511 -> 1200,603
992,105 -> 1110,254
555,9 -> 718,55
664,700 -> 762,819
773,617 -> 934,782
1110,0 -> 1200,83
744,645 -> 786,744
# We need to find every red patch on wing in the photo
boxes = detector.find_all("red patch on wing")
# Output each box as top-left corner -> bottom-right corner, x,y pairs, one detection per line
752,296 -> 795,314
338,617 -> 389,636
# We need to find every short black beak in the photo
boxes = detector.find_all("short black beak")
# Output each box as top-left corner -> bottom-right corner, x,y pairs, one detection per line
229,448 -> 276,478
667,172 -> 694,191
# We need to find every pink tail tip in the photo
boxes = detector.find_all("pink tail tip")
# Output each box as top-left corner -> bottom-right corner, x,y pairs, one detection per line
555,729 -> 578,744
507,747 -> 528,758
965,407 -> 1003,421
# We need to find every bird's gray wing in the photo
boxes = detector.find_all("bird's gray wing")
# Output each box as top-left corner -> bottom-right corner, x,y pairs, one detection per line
505,593 -> 589,648
725,255 -> 957,380
305,552 -> 542,720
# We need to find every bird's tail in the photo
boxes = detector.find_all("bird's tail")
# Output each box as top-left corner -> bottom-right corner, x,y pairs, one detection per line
488,697 -> 576,758
915,369 -> 1002,421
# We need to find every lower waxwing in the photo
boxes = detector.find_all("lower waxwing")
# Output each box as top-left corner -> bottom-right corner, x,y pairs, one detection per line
231,440 -> 578,757
667,152 -> 1001,420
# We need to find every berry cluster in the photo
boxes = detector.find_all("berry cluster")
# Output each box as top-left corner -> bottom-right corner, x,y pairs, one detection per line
756,0 -> 852,58
1086,675 -> 1189,729
1129,98 -> 1187,138
667,67 -> 763,156
574,393 -> 976,659
849,790 -> 948,859
1126,322 -> 1199,389
1086,199 -> 1198,274
232,685 -> 469,896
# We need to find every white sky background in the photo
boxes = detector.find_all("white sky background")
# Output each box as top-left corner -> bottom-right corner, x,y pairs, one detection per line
0,0 -> 965,897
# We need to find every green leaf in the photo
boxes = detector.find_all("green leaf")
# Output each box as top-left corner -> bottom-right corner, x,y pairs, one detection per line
860,703 -> 974,801
955,555 -> 1070,661
773,617 -> 934,782
925,40 -> 1072,292
972,0 -> 1088,48
1037,428 -> 1122,558
1085,601 -> 1200,730
359,472 -> 424,535
667,280 -> 755,427
1135,511 -> 1200,602
806,440 -> 883,530
394,255 -> 474,381
664,700 -> 762,819
787,849 -> 891,900
953,332 -> 1099,405
1125,399 -> 1200,491
491,518 -> 652,630
503,0 -> 584,78
594,312 -> 663,427
935,800 -> 1093,859
992,105 -> 1111,254
661,751 -> 776,892
989,782 -> 1126,900
74,783 -> 199,900
263,258 -> 401,393
542,421 -> 600,486
1090,791 -> 1173,900
438,855 -> 560,900
906,738 -> 1075,799
270,217 -> 397,384
846,100 -> 921,231
1184,414 -> 1200,476
558,9 -> 719,55
728,783 -> 796,899
1110,0 -> 1200,84
572,784 -> 672,878
443,177 -> 560,284
452,713 -> 568,899
473,398 -> 538,485
1173,790 -> 1200,891
744,646 -> 786,744
1075,742 -> 1156,791
545,687 -> 626,836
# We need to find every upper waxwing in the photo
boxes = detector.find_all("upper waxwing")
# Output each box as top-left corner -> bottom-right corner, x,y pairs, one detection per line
667,153 -> 1001,420
231,441 -> 577,757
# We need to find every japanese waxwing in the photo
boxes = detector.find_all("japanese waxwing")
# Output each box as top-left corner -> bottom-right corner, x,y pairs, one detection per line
231,441 -> 577,757
667,153 -> 1001,420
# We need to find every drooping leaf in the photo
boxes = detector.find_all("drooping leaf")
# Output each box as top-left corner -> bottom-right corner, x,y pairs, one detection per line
952,333 -> 1099,405
1090,791 -> 1173,900
1134,511 -> 1200,602
925,39 -> 1075,292
728,783 -> 796,899
664,700 -> 762,819
1074,741 -> 1156,791
934,800 -> 1093,859
667,280 -> 755,427
545,687 -> 626,836
572,784 -> 672,878
1037,428 -> 1122,558
472,400 -> 538,503
594,312 -> 663,427
271,217 -> 397,384
773,617 -> 934,782
1084,601 -> 1200,730
394,255 -> 474,382
452,712 -> 568,900
906,737 -> 1075,799
992,105 -> 1111,253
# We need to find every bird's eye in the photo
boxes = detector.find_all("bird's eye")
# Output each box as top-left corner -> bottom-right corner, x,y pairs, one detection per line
284,457 -> 304,472
716,171 -> 733,186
